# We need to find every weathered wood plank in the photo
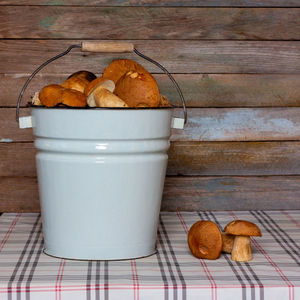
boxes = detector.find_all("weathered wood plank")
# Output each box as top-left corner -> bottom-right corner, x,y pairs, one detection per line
0,177 -> 40,212
1,40 -> 300,74
2,74 -> 300,107
0,143 -> 36,177
1,7 -> 300,40
0,0 -> 299,7
2,108 -> 300,142
171,107 -> 300,141
1,141 -> 300,177
162,176 -> 300,210
168,141 -> 300,175
1,176 -> 300,212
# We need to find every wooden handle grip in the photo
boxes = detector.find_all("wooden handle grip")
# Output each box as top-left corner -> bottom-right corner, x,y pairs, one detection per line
81,41 -> 134,53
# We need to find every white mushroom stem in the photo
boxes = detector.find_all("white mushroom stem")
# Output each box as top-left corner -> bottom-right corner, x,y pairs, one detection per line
231,236 -> 252,262
221,232 -> 235,254
94,88 -> 128,108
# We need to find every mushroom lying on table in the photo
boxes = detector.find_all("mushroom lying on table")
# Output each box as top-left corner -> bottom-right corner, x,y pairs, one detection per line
224,220 -> 262,262
188,220 -> 223,260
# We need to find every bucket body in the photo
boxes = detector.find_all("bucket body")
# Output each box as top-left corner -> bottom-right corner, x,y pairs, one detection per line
31,107 -> 173,260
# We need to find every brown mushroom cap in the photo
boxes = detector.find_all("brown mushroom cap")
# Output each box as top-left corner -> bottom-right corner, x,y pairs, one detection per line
39,84 -> 87,107
61,89 -> 87,107
39,84 -> 64,107
188,220 -> 222,260
114,71 -> 160,107
102,59 -> 147,84
67,70 -> 97,82
61,76 -> 89,94
224,220 -> 262,237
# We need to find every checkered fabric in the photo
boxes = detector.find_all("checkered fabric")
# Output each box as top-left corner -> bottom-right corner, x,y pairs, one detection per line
0,210 -> 299,300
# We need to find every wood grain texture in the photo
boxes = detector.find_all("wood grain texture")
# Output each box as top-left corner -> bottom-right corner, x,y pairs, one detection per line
2,108 -> 300,142
162,176 -> 300,210
3,74 -> 300,107
1,0 -> 299,7
0,143 -> 36,177
0,177 -> 40,212
1,40 -> 300,74
1,176 -> 300,212
167,141 -> 300,175
1,141 -> 300,177
1,7 -> 300,40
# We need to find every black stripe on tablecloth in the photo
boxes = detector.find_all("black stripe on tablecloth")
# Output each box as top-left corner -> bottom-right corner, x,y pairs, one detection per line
261,211 -> 300,253
86,261 -> 93,300
95,261 -> 100,300
104,260 -> 109,300
244,262 -> 265,300
157,227 -> 176,300
160,215 -> 187,300
7,214 -> 41,300
202,212 -> 247,300
25,225 -> 44,300
16,220 -> 43,300
156,233 -> 169,300
250,211 -> 300,267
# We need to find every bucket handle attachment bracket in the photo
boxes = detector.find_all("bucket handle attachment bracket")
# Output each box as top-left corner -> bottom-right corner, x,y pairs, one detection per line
16,41 -> 187,129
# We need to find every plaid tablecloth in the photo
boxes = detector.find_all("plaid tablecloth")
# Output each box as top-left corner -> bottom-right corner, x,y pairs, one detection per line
0,210 -> 299,300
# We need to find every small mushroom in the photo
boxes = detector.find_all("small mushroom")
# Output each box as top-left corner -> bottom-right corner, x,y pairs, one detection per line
85,77 -> 115,96
87,80 -> 115,107
221,232 -> 235,253
31,92 -> 42,106
159,94 -> 171,107
224,220 -> 262,262
93,88 -> 128,108
188,221 -> 222,260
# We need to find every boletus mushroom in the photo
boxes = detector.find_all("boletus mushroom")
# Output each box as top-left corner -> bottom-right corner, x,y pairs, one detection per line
224,220 -> 262,262
221,232 -> 235,254
188,220 -> 222,260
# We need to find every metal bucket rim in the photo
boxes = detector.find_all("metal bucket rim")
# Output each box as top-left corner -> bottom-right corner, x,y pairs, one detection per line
30,105 -> 175,111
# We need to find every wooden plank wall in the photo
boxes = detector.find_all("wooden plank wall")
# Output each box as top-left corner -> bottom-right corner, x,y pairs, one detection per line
0,1 -> 300,211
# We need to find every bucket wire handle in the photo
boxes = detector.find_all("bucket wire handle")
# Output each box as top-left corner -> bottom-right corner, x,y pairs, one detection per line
16,44 -> 81,123
16,42 -> 187,127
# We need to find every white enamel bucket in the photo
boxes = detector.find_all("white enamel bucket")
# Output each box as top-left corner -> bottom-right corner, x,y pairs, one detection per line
17,42 -> 187,260
32,107 -> 173,260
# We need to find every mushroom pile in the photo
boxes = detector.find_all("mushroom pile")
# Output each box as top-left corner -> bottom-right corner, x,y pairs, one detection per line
188,219 -> 261,262
31,59 -> 171,109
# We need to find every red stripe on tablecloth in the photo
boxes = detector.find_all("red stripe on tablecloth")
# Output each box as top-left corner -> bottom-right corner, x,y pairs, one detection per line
281,210 -> 300,229
55,260 -> 63,300
229,211 -> 295,300
60,260 -> 66,300
0,214 -> 21,252
130,260 -> 140,300
177,211 -> 217,300
55,260 -> 66,300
